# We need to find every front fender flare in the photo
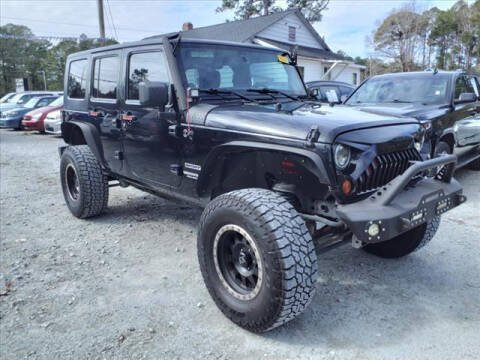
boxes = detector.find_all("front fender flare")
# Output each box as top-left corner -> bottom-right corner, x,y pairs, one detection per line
196,140 -> 332,197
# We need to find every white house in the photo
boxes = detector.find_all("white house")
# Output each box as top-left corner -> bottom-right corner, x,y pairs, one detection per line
149,10 -> 364,86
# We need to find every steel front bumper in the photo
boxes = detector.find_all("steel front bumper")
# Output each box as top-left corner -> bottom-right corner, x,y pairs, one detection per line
336,155 -> 465,244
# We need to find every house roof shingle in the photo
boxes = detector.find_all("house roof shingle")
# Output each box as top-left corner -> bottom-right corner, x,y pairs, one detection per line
145,9 -> 350,62
146,10 -> 295,43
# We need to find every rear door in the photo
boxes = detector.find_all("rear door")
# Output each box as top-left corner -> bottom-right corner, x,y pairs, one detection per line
120,46 -> 181,187
89,52 -> 123,173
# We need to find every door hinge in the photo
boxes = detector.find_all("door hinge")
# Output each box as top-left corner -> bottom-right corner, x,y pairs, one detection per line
305,125 -> 320,147
170,164 -> 183,176
114,151 -> 124,160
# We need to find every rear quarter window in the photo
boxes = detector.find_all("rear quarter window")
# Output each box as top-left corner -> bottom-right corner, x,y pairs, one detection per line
68,59 -> 88,99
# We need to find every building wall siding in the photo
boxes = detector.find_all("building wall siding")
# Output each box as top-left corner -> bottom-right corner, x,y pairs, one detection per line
257,13 -> 323,49
297,57 -> 361,85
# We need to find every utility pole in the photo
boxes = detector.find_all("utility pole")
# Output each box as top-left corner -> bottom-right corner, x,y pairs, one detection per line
97,0 -> 105,42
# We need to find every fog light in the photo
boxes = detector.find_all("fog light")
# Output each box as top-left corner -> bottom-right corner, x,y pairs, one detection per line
368,223 -> 380,237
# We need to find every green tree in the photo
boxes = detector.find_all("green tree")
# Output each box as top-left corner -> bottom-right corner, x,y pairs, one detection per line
0,24 -> 50,93
216,0 -> 329,22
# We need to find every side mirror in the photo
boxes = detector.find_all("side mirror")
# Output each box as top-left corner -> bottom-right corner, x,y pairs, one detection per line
139,81 -> 169,108
308,88 -> 317,99
456,92 -> 476,103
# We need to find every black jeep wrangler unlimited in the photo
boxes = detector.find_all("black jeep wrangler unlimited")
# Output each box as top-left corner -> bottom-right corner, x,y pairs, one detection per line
59,35 -> 465,332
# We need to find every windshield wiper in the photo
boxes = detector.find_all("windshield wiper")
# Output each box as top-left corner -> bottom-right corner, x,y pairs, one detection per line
246,88 -> 300,102
200,88 -> 261,104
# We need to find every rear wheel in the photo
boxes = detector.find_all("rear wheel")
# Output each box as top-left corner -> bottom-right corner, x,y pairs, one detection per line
363,216 -> 441,258
60,145 -> 109,218
197,188 -> 318,332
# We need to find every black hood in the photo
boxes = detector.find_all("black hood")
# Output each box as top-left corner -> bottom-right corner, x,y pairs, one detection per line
347,102 -> 450,121
192,102 -> 421,144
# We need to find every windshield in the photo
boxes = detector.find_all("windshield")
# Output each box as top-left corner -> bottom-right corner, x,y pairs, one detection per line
24,97 -> 40,108
177,43 -> 307,98
0,93 -> 14,103
7,93 -> 28,104
346,73 -> 450,105
49,96 -> 63,107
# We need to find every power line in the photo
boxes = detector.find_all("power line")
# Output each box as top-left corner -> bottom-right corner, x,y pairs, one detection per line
105,0 -> 118,40
1,16 -> 152,33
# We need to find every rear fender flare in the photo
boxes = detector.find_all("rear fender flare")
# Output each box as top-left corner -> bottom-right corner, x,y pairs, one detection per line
61,121 -> 107,168
196,141 -> 332,197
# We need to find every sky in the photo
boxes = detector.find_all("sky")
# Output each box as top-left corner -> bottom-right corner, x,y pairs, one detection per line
0,0 -> 465,58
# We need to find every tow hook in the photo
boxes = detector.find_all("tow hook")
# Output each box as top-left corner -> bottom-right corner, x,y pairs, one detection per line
352,236 -> 363,249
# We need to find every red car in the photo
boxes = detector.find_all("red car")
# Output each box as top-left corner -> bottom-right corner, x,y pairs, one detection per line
22,96 -> 63,132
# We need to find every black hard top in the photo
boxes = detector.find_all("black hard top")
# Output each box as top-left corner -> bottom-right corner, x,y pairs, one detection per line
67,36 -> 284,59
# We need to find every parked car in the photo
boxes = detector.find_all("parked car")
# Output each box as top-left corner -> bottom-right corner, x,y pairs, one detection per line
0,91 -> 60,113
44,109 -> 62,135
22,96 -> 63,132
0,95 -> 58,129
306,80 -> 354,103
0,92 -> 16,104
59,37 -> 465,333
344,71 -> 480,170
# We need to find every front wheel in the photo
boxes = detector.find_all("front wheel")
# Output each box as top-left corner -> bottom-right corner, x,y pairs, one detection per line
60,145 -> 109,218
363,216 -> 441,258
197,188 -> 318,332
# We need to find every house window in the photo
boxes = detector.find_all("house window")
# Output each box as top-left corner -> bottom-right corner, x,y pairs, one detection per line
324,66 -> 331,80
352,72 -> 358,86
288,26 -> 296,42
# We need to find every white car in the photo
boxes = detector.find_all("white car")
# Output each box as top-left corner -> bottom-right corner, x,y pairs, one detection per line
44,109 -> 62,135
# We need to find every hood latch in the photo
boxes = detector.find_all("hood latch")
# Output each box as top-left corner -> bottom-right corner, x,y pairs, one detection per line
305,125 -> 320,147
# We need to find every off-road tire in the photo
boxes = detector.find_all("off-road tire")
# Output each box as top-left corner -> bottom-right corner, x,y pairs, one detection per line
60,145 -> 108,218
467,157 -> 480,170
197,188 -> 318,333
363,216 -> 441,258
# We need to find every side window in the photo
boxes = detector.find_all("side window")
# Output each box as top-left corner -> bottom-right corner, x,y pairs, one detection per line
127,51 -> 169,100
68,59 -> 88,99
454,76 -> 469,99
36,98 -> 51,107
339,86 -> 353,96
92,56 -> 119,100
465,77 -> 478,97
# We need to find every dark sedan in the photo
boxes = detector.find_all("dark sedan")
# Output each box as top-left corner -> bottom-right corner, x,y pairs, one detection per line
306,80 -> 355,104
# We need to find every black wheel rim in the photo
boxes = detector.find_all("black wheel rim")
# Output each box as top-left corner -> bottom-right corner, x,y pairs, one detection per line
65,163 -> 80,201
213,224 -> 263,301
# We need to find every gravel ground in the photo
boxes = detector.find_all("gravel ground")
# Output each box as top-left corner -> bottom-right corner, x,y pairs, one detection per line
0,129 -> 479,360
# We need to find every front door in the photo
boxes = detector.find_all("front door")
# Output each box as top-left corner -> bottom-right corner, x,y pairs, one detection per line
121,48 -> 181,187
452,75 -> 480,147
89,52 -> 123,174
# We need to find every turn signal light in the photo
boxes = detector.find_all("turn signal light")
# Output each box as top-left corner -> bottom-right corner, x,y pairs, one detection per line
342,179 -> 352,195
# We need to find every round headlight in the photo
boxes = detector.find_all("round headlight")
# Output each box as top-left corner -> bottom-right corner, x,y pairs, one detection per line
334,144 -> 351,169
